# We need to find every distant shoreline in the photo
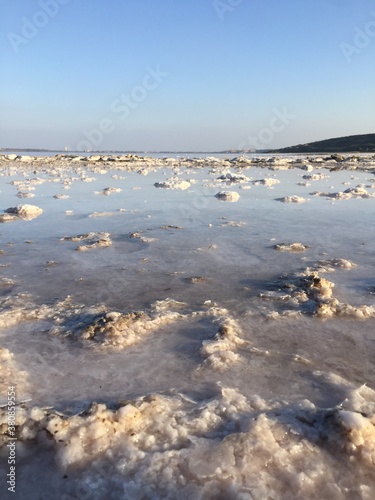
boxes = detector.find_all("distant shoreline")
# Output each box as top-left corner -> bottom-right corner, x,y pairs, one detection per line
2,133 -> 375,155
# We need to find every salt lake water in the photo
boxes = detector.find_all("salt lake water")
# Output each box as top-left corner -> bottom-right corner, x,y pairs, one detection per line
0,154 -> 374,499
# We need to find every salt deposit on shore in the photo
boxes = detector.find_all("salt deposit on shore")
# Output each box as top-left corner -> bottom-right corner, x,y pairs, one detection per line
1,152 -> 374,175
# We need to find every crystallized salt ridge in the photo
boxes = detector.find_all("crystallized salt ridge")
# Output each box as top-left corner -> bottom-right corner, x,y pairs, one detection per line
2,375 -> 375,498
200,314 -> 249,370
260,260 -> 375,319
0,293 -> 241,357
56,303 -> 243,357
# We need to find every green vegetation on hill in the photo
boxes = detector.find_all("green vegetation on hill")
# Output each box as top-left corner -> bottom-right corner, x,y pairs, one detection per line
270,134 -> 375,153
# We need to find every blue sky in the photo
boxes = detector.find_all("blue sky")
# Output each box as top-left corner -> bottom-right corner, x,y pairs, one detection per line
1,0 -> 374,151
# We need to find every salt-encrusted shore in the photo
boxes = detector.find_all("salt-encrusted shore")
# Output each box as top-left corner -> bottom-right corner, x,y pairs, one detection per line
1,152 -> 375,176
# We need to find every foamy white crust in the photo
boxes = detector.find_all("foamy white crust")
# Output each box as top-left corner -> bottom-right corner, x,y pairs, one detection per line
1,375 -> 375,498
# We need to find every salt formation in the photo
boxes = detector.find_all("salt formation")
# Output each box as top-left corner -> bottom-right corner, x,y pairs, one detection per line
311,185 -> 375,200
154,178 -> 191,190
253,178 -> 280,187
60,232 -> 112,251
2,204 -> 43,221
302,173 -> 329,181
0,213 -> 17,223
184,276 -> 209,284
274,242 -> 310,252
220,220 -> 247,227
88,211 -> 122,218
217,172 -> 250,183
200,316 -> 248,370
277,195 -> 306,204
46,300 -> 239,357
2,376 -> 375,498
53,194 -> 69,199
62,309 -> 182,349
316,258 -> 357,271
17,191 -> 35,198
215,191 -> 240,202
1,153 -> 375,175
102,187 -> 122,195
260,262 -> 375,319
0,277 -> 15,287
129,232 -> 157,243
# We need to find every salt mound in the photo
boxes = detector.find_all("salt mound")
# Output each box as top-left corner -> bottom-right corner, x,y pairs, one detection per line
215,191 -> 240,202
154,178 -> 190,190
4,204 -> 43,220
302,174 -> 329,181
53,194 -> 69,199
217,172 -> 250,183
274,242 -> 310,252
260,263 -> 375,319
317,258 -> 357,270
253,178 -> 280,187
129,232 -> 157,243
277,195 -> 306,204
200,316 -> 248,370
0,213 -> 18,223
102,187 -> 122,195
54,308 -> 183,350
312,185 -> 375,200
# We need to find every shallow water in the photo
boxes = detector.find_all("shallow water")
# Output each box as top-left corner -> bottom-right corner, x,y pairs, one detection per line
0,158 -> 375,499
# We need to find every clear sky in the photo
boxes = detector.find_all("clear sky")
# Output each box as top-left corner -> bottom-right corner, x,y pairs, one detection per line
1,0 -> 374,151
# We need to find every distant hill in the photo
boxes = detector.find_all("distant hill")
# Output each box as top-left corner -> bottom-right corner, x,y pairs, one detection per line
270,134 -> 375,153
